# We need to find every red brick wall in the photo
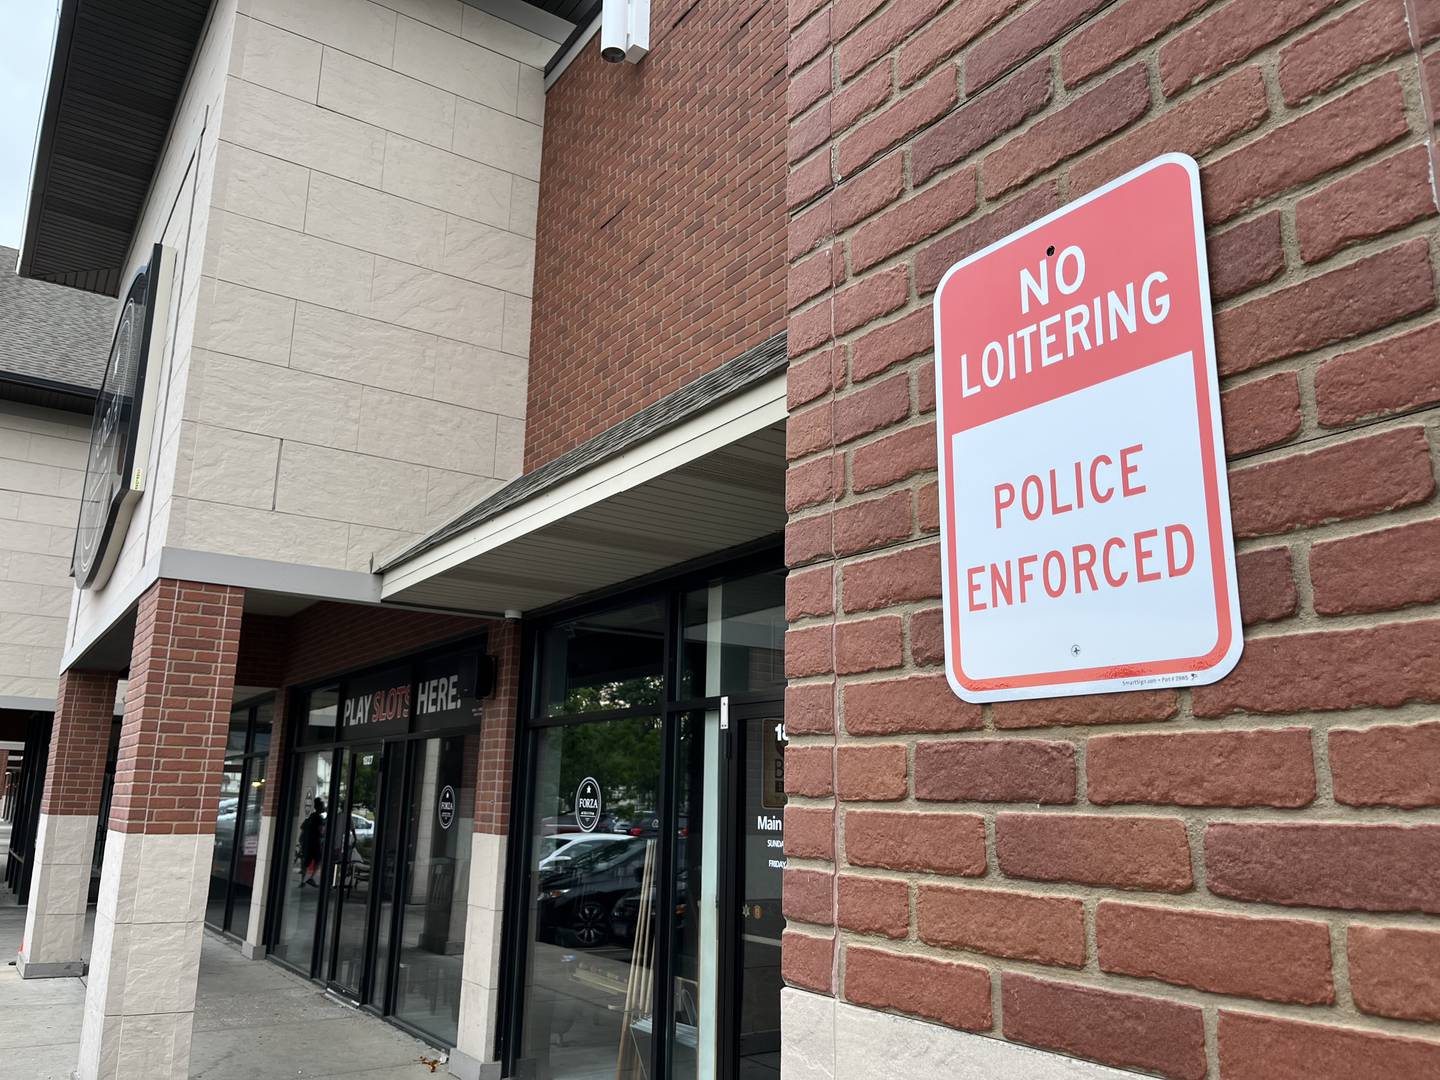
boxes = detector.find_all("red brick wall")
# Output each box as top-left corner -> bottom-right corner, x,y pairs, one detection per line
39,670 -> 118,816
111,580 -> 242,835
524,0 -> 787,471
475,619 -> 520,835
782,0 -> 1440,1074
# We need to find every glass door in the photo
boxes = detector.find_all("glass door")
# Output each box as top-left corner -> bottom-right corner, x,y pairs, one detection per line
326,744 -> 383,999
272,748 -> 337,971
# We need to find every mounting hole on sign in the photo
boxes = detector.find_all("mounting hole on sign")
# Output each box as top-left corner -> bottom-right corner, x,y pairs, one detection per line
1046,244 -> 1055,256
1070,644 -> 1081,656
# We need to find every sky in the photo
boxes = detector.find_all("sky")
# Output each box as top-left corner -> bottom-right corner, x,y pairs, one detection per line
0,0 -> 59,249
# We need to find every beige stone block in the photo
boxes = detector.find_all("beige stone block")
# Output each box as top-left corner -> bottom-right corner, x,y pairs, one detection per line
393,14 -> 517,112
441,216 -> 533,294
0,674 -> 52,699
182,423 -> 281,509
460,6 -> 559,68
382,133 -> 510,227
380,0 -> 462,34
368,256 -> 504,348
467,833 -> 507,911
5,549 -> 71,587
453,97 -> 541,179
782,988 -> 836,1080
0,580 -> 44,616
290,303 -> 438,395
24,431 -> 88,469
461,902 -> 502,988
357,386 -> 497,472
222,77 -> 385,187
502,293 -> 531,357
0,611 -> 65,649
169,498 -> 351,567
305,172 -> 447,270
0,517 -> 57,556
19,492 -> 76,528
319,47 -> 455,149
516,63 -> 544,125
275,442 -> 428,528
230,15 -> 322,101
424,469 -> 501,527
3,459 -> 80,499
246,0 -> 397,65
214,211 -> 375,315
429,336 -> 526,417
345,523 -> 418,571
193,278 -> 296,367
189,350 -> 362,450
495,414 -> 524,479
0,489 -> 19,519
211,140 -> 309,230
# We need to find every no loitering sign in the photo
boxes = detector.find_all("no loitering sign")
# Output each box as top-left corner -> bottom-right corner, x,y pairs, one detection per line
933,153 -> 1242,703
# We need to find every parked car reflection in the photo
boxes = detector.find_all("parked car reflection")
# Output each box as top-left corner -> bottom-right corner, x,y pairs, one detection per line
536,836 -> 648,948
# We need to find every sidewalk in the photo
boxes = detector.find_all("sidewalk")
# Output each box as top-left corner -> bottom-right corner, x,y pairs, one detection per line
0,882 -> 448,1080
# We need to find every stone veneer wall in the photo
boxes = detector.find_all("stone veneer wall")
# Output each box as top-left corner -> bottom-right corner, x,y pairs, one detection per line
780,0 -> 1440,1077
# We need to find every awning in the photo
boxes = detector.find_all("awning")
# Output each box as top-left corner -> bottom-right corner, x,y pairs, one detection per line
380,335 -> 788,614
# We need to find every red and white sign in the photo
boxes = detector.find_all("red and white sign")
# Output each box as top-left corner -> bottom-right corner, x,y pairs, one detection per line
933,153 -> 1241,703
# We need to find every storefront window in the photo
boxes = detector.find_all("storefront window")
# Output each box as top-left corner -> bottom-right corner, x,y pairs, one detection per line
272,749 -> 335,969
540,599 -> 667,715
207,699 -> 274,937
679,570 -> 785,699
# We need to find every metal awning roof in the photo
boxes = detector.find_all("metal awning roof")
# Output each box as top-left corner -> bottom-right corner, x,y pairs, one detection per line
381,335 -> 788,614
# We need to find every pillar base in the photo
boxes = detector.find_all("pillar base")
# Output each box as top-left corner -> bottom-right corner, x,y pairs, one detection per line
446,1047 -> 504,1080
16,954 -> 87,979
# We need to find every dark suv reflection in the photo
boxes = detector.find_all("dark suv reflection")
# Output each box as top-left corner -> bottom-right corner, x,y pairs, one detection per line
535,837 -> 649,947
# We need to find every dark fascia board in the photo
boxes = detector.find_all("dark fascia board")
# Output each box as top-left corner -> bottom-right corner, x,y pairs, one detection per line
0,370 -> 99,415
16,0 -> 77,283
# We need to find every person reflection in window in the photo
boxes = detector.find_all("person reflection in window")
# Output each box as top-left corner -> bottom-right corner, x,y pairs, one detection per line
299,797 -> 325,887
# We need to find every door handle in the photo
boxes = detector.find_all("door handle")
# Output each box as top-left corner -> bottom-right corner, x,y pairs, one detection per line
333,862 -> 341,888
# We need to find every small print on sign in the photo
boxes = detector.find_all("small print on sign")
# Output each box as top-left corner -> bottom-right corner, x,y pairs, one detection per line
933,153 -> 1242,703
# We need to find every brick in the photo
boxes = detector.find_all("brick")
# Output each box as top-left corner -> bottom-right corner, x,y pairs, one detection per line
790,298 -> 835,358
783,867 -> 835,925
833,266 -> 908,336
1228,426 -> 1435,538
1296,144 -> 1437,265
785,804 -> 835,859
1202,73 -> 1411,224
908,606 -> 944,665
1235,545 -> 1298,625
1217,1010 -> 1440,1080
1088,727 -> 1315,808
844,672 -> 982,734
1421,0 -> 1440,42
834,616 -> 903,676
898,0 -> 1030,86
1348,924 -> 1440,1022
837,0 -> 949,82
1160,0 -> 1332,96
837,874 -> 909,937
919,884 -> 1085,966
965,0 -> 1110,95
833,0 -> 886,40
850,309 -> 933,381
1206,821 -> 1440,912
789,0 -> 826,32
832,372 -> 911,444
992,689 -> 1177,729
1003,974 -> 1207,1080
785,744 -> 834,797
1207,211 -> 1285,302
911,57 -> 1052,186
789,9 -> 830,74
785,624 -> 833,678
833,489 -> 911,556
914,738 -> 1076,803
1061,0 -> 1212,88
851,169 -> 977,273
1198,619 -> 1440,716
1221,371 -> 1301,457
786,681 -> 835,735
916,478 -> 939,532
782,929 -> 834,992
790,102 -> 832,164
985,64 -> 1150,197
1330,720 -> 1440,808
1315,321 -> 1440,425
844,945 -> 992,1030
1217,235 -> 1435,374
836,742 -> 908,800
1277,0 -> 1411,106
851,424 -> 936,495
1098,902 -> 1332,1005
915,183 -> 1061,293
787,453 -> 839,511
841,542 -> 941,612
837,74 -> 957,179
1069,66 -> 1268,195
789,53 -> 831,120
788,346 -> 843,409
788,402 -> 832,462
787,565 -> 835,620
1312,518 -> 1440,615
834,60 -> 891,137
996,813 -> 1192,891
833,152 -> 904,231
791,194 -> 835,261
845,809 -> 986,874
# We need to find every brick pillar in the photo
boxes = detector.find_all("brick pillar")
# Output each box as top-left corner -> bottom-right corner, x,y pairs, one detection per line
76,579 -> 242,1080
17,668 -> 119,978
453,619 -> 520,1080
0,748 -> 8,808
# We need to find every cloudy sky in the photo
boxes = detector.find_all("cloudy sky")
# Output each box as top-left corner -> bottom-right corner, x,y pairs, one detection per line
0,1 -> 59,249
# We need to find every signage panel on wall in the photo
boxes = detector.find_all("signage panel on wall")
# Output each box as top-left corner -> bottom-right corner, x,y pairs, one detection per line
72,243 -> 173,589
932,154 -> 1241,703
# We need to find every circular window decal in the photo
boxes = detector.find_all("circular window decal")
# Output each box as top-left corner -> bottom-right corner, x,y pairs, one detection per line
575,777 -> 602,832
438,785 -> 456,830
